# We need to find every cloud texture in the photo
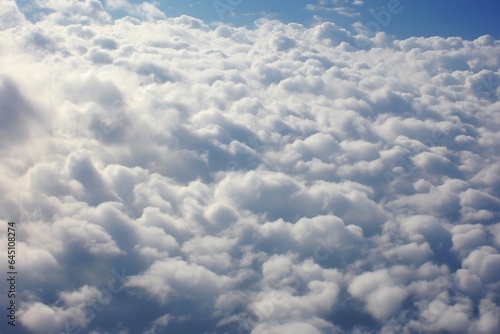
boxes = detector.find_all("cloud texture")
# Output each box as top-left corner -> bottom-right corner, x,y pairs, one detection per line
0,0 -> 499,333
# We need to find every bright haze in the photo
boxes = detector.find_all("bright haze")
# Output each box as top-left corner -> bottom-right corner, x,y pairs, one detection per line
1,0 -> 500,333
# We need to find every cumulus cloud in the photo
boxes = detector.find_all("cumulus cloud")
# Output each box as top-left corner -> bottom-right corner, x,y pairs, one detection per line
0,0 -> 27,30
348,269 -> 408,320
0,1 -> 499,333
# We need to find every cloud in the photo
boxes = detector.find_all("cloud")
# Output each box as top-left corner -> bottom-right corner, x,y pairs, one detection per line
0,0 -> 27,30
306,0 -> 364,18
126,258 -> 232,304
19,285 -> 107,334
105,0 -> 167,21
1,1 -> 499,333
348,269 -> 408,320
33,0 -> 112,25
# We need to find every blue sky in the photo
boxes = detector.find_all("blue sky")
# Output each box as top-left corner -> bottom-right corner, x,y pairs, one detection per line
16,0 -> 500,39
120,0 -> 500,40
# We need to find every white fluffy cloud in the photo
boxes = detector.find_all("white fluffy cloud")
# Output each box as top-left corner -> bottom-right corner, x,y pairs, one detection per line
0,0 -> 499,333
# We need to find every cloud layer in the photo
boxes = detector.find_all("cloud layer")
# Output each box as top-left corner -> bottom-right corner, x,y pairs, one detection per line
0,1 -> 499,333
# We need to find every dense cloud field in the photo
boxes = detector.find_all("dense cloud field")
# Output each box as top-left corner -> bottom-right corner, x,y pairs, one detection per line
0,1 -> 499,333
